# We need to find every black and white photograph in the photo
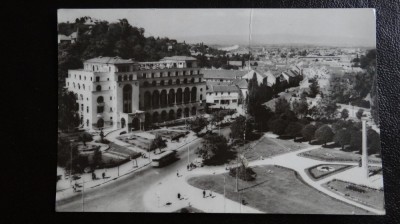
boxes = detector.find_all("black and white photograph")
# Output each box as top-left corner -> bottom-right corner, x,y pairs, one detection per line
56,8 -> 384,214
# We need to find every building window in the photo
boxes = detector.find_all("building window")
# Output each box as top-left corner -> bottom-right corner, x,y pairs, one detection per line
200,94 -> 203,100
160,80 -> 165,86
110,96 -> 112,100
96,85 -> 102,91
176,79 -> 180,85
96,77 -> 100,82
183,78 -> 187,84
199,78 -> 202,82
118,76 -> 122,81
175,71 -> 178,76
81,104 -> 84,111
123,84 -> 132,113
110,107 -> 113,112
183,71 -> 186,76
107,78 -> 110,81
168,72 -> 171,77
97,106 -> 104,113
190,70 -> 193,75
152,81 -> 157,86
214,100 -> 219,104
144,81 -> 149,87
78,84 -> 80,89
168,79 -> 172,85
228,92 -> 230,95
232,99 -> 237,103
200,88 -> 203,92
97,96 -> 104,103
83,84 -> 85,90
151,73 -> 155,78
79,75 -> 81,80
91,77 -> 92,81
84,76 -> 86,80
87,106 -> 89,113
129,75 -> 133,81
124,75 -> 128,81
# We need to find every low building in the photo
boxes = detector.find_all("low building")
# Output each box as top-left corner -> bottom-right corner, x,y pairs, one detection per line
206,84 -> 241,110
203,69 -> 247,83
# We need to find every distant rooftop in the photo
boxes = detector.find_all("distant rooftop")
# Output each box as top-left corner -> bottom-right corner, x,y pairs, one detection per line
210,84 -> 240,93
85,56 -> 135,64
161,56 -> 197,61
203,69 -> 248,79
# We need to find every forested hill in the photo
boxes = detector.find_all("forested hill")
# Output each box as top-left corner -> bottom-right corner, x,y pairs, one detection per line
58,18 -> 193,82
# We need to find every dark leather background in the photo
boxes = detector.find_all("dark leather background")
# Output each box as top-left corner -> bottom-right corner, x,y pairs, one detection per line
9,0 -> 399,223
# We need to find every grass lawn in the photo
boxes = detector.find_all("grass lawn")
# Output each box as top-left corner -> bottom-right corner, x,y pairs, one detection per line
148,129 -> 187,140
173,206 -> 204,213
298,148 -> 382,164
187,165 -> 370,214
307,164 -> 354,180
241,136 -> 309,161
323,179 -> 384,210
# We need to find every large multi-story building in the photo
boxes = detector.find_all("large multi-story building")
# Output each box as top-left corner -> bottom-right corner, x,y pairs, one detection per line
65,56 -> 206,131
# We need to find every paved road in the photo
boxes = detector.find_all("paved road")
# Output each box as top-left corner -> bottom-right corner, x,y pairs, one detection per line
56,138 -> 204,212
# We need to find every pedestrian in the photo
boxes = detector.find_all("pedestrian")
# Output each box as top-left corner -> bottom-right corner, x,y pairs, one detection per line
209,191 -> 212,197
92,172 -> 96,180
187,164 -> 189,171
177,193 -> 181,199
177,170 -> 179,177
203,190 -> 206,198
72,185 -> 76,192
102,172 -> 105,179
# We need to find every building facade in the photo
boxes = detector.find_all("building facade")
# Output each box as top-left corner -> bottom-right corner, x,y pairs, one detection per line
65,56 -> 206,131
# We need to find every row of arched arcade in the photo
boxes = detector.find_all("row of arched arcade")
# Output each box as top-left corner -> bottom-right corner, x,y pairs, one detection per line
143,87 -> 201,109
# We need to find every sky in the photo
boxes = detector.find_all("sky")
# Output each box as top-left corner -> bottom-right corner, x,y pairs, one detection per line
58,9 -> 376,47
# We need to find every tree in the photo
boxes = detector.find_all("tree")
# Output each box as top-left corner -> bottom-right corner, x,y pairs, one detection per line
315,125 -> 334,146
333,129 -> 351,150
150,135 -> 166,153
332,120 -> 348,133
302,124 -> 317,143
275,97 -> 290,115
356,109 -> 364,120
230,115 -> 253,140
199,134 -> 233,165
341,109 -> 349,120
268,119 -> 289,135
350,130 -> 362,152
284,122 -> 304,138
309,77 -> 320,98
80,132 -> 93,146
58,89 -> 80,132
189,116 -> 208,135
211,110 -> 225,128
292,99 -> 308,119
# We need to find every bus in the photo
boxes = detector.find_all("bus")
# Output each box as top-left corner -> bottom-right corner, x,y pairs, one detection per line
151,150 -> 178,167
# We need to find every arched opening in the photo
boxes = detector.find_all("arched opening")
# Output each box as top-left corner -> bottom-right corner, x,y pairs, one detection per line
177,109 -> 182,119
123,84 -> 132,113
168,110 -> 175,121
183,78 -> 188,84
96,85 -> 102,91
152,90 -> 160,108
184,87 -> 190,103
160,80 -> 165,86
160,111 -> 167,122
200,94 -> 203,101
191,87 -> 197,102
144,113 -> 151,130
132,117 -> 140,131
176,79 -> 180,85
191,78 -> 195,83
176,88 -> 183,104
123,75 -> 128,81
168,89 -> 175,106
97,118 -> 104,128
97,96 -> 104,113
121,118 -> 126,128
184,108 -> 190,117
160,90 -> 167,108
152,81 -> 157,86
191,107 -> 197,116
97,96 -> 104,103
144,91 -> 152,109
168,79 -> 172,85
152,112 -> 159,124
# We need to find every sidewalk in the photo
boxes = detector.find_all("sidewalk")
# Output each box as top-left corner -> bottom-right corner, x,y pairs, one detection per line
56,127 -> 200,202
